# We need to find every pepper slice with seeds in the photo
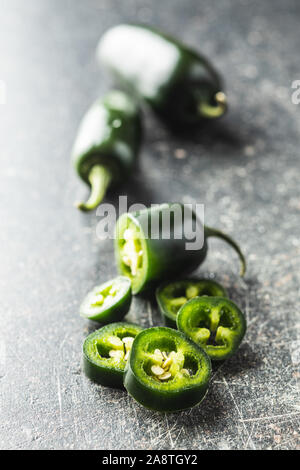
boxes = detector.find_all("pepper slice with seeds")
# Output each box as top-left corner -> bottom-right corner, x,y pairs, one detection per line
83,322 -> 143,388
156,278 -> 228,328
123,327 -> 211,412
80,276 -> 132,324
177,297 -> 246,361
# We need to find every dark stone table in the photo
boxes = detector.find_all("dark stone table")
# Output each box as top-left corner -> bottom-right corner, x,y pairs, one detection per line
0,0 -> 299,450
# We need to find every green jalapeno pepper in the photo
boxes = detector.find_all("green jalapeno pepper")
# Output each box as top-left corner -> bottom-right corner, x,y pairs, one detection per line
97,24 -> 227,126
156,279 -> 228,328
83,322 -> 143,388
124,326 -> 211,412
80,276 -> 132,324
177,297 -> 246,361
72,90 -> 142,211
114,203 -> 246,294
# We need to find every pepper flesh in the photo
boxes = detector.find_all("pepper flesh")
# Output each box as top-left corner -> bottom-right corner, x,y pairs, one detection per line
72,90 -> 142,211
83,322 -> 143,388
177,297 -> 246,361
98,24 -> 227,126
80,276 -> 132,324
114,203 -> 246,294
156,279 -> 228,328
124,327 -> 211,412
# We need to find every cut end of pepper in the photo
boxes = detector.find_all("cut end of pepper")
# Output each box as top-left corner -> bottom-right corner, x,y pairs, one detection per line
198,91 -> 227,119
121,228 -> 144,277
156,279 -> 228,328
82,322 -> 143,387
79,276 -> 132,323
75,164 -> 112,212
115,214 -> 148,294
177,297 -> 247,361
124,327 -> 212,411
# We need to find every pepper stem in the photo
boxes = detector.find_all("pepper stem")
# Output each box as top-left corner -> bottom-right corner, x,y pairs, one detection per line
75,165 -> 112,212
198,91 -> 227,118
204,226 -> 246,276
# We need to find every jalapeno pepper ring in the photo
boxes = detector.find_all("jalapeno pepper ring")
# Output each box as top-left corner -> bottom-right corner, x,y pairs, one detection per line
83,322 -> 143,388
80,276 -> 132,324
177,297 -> 246,361
123,327 -> 211,412
156,279 -> 228,328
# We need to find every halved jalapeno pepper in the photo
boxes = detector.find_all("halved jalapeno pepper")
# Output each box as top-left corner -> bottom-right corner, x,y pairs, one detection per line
156,279 -> 228,328
177,297 -> 246,361
80,276 -> 132,324
114,203 -> 246,294
83,322 -> 143,388
123,327 -> 211,412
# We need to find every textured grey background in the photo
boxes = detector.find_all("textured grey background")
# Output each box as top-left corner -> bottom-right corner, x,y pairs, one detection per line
0,0 -> 299,450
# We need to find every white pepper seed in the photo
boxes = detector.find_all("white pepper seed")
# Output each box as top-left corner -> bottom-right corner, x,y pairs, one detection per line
108,336 -> 123,348
109,350 -> 124,360
151,365 -> 165,376
122,337 -> 134,346
154,349 -> 164,360
159,372 -> 172,381
92,293 -> 104,306
162,357 -> 172,369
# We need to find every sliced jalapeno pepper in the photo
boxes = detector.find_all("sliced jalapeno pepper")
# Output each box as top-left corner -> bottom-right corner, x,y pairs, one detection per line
114,203 -> 246,294
97,24 -> 227,126
177,297 -> 246,361
83,322 -> 143,388
80,276 -> 132,324
156,279 -> 228,328
124,327 -> 211,412
72,90 -> 142,211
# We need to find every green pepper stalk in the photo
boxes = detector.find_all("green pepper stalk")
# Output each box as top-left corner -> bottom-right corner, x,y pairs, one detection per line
114,203 -> 246,294
198,91 -> 227,119
177,297 -> 247,361
97,24 -> 227,126
76,165 -> 112,212
204,226 -> 246,277
72,90 -> 142,211
124,327 -> 211,412
83,322 -> 143,388
156,278 -> 228,328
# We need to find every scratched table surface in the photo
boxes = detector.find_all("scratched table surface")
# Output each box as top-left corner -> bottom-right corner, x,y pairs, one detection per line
0,0 -> 299,450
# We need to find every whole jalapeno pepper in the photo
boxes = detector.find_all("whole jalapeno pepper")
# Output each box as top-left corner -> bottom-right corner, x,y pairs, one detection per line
97,24 -> 227,126
83,322 -> 143,388
156,278 -> 228,328
177,297 -> 246,361
72,90 -> 142,211
124,326 -> 211,412
80,276 -> 132,324
114,203 -> 246,294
